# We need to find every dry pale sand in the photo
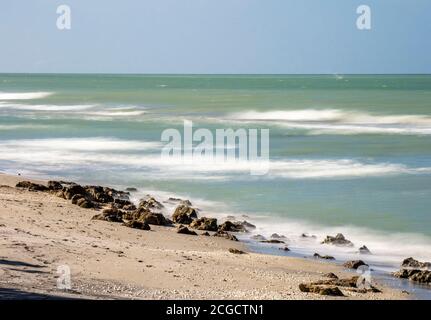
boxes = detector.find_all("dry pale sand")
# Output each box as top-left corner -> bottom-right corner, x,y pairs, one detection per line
0,173 -> 407,300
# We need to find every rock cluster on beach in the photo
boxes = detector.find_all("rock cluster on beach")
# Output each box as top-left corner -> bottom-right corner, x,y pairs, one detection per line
393,257 -> 431,284
15,180 -> 246,241
299,275 -> 381,297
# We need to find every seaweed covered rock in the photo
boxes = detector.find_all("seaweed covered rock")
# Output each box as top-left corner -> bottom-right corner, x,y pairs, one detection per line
123,210 -> 169,226
124,220 -> 151,230
16,181 -> 48,192
218,220 -> 255,233
218,221 -> 246,233
138,196 -> 164,211
394,269 -> 431,284
213,230 -> 238,241
63,184 -> 87,200
172,205 -> 198,224
85,186 -> 114,203
393,258 -> 431,284
190,217 -> 218,231
47,181 -> 63,191
300,275 -> 381,296
313,276 -> 381,293
91,208 -> 125,222
314,253 -> 335,260
401,257 -> 431,270
110,198 -> 136,211
322,233 -> 354,247
299,284 -> 344,296
177,225 -> 198,236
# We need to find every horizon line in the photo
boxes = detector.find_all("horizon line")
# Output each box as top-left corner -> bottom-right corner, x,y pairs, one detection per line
1,72 -> 431,76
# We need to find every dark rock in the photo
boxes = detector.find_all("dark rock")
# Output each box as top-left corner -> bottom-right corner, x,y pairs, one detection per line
393,258 -> 431,284
313,276 -> 381,293
111,199 -> 136,211
394,269 -> 431,284
270,233 -> 286,239
138,196 -> 164,210
323,273 -> 339,279
251,234 -> 266,241
124,220 -> 151,230
85,186 -> 114,203
92,208 -> 124,222
77,198 -> 94,209
343,260 -> 368,269
218,221 -> 247,233
190,217 -> 218,231
239,220 -> 256,230
103,187 -> 130,200
177,225 -> 197,236
168,197 -> 192,206
314,253 -> 335,260
299,283 -> 344,296
279,247 -> 290,251
213,231 -> 238,241
125,187 -> 138,192
47,181 -> 63,191
229,248 -> 246,254
201,232 -> 210,236
172,205 -> 198,224
121,204 -> 137,211
322,233 -> 354,247
16,181 -> 48,192
260,239 -> 285,244
124,210 -> 169,226
359,245 -> 372,255
63,184 -> 86,200
71,194 -> 85,205
401,257 -> 431,270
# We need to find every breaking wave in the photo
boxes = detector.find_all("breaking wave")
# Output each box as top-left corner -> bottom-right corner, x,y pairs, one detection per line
0,92 -> 53,100
227,109 -> 431,135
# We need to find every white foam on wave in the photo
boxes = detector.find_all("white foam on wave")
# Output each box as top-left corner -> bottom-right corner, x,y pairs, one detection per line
0,92 -> 53,100
0,103 -> 97,111
0,138 -> 161,152
0,101 -> 147,118
0,124 -> 50,130
0,137 -> 429,180
82,110 -> 147,117
227,109 -> 431,135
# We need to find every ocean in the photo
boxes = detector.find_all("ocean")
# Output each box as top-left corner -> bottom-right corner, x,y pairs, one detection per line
1,74 -> 431,272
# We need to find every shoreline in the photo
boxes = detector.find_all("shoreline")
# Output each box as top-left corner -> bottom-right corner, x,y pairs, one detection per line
0,172 -> 417,299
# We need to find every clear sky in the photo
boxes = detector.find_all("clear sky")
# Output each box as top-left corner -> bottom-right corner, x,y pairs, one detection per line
0,0 -> 430,74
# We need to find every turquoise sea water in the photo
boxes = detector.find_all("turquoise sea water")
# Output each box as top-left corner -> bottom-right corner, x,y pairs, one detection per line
1,74 -> 431,268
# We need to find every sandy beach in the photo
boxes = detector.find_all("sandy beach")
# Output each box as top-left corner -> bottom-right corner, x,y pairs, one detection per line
0,172 -> 407,300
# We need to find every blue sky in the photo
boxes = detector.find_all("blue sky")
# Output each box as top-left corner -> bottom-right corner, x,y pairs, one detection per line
0,0 -> 430,74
